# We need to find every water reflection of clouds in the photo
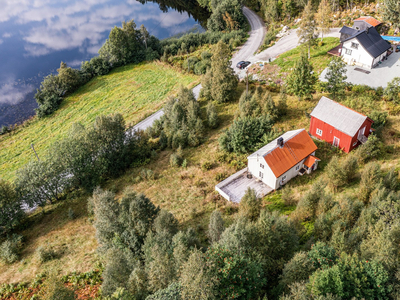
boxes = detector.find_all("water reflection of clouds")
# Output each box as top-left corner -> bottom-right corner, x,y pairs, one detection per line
1,0 -> 192,57
0,80 -> 34,105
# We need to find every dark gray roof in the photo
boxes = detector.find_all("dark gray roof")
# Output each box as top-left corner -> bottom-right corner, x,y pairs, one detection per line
342,26 -> 391,58
340,26 -> 358,36
310,97 -> 367,137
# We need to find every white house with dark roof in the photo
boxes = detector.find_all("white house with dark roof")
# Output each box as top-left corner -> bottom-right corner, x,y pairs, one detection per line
338,20 -> 391,69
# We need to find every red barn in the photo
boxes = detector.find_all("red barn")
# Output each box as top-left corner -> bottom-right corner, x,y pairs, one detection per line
309,97 -> 373,153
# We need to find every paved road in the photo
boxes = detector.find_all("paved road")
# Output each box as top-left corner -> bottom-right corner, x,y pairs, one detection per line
130,6 -> 266,134
231,7 -> 266,74
251,28 -> 341,62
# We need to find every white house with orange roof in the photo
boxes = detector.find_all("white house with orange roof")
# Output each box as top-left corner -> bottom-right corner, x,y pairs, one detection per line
215,129 -> 320,202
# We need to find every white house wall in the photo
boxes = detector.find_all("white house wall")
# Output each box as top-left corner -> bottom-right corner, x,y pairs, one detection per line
274,160 -> 305,189
342,39 -> 374,69
372,51 -> 387,66
248,157 -> 277,189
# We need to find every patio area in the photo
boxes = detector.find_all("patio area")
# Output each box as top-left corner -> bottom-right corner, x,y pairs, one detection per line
320,50 -> 400,88
215,168 -> 273,203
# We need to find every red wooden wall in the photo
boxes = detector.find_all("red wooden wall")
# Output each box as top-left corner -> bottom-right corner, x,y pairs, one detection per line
309,117 -> 373,153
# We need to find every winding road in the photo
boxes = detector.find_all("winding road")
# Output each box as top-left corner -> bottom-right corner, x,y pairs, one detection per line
130,6 -> 266,133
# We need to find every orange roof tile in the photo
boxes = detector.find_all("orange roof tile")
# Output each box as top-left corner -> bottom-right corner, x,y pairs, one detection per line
355,16 -> 381,27
264,130 -> 318,178
304,155 -> 320,168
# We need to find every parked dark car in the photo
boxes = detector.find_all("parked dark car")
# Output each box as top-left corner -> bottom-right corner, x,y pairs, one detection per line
236,61 -> 251,69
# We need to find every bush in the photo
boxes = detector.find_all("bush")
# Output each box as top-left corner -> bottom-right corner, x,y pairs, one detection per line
369,111 -> 388,129
215,172 -> 227,181
355,134 -> 382,162
201,161 -> 213,171
170,153 -> 183,168
384,77 -> 400,102
0,234 -> 24,264
68,208 -> 76,220
36,245 -> 57,263
239,188 -> 261,221
0,126 -> 10,135
219,115 -> 274,153
46,278 -> 75,300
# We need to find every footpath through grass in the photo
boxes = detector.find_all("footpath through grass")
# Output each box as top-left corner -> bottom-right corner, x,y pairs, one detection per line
272,37 -> 340,73
0,62 -> 198,181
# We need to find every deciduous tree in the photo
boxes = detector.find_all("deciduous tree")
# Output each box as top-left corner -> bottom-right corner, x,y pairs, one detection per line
297,0 -> 317,58
325,56 -> 347,98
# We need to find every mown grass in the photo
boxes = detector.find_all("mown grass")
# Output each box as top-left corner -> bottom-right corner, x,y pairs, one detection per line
272,37 -> 340,73
0,62 -> 198,182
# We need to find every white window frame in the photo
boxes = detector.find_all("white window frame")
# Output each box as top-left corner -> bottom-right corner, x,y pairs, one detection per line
316,128 -> 323,136
295,165 -> 300,171
345,48 -> 352,55
282,175 -> 287,181
259,171 -> 263,179
353,141 -> 358,147
260,163 -> 264,169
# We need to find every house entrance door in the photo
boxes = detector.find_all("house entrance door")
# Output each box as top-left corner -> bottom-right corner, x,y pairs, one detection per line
358,126 -> 366,139
333,136 -> 340,147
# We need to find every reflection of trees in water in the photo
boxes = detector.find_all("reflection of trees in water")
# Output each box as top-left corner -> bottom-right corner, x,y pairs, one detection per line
136,0 -> 210,28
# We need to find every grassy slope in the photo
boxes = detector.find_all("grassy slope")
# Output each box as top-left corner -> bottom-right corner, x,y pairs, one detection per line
2,82 -> 400,286
272,37 -> 340,74
0,62 -> 198,181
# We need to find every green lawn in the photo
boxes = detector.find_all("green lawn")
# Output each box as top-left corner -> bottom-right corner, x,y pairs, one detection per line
272,37 -> 340,73
0,62 -> 198,181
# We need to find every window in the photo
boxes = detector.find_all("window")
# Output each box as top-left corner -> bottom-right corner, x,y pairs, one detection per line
260,163 -> 264,169
353,141 -> 358,147
316,128 -> 323,136
295,165 -> 300,171
345,48 -> 352,55
355,26 -> 360,30
259,171 -> 263,179
282,175 -> 287,181
351,42 -> 359,49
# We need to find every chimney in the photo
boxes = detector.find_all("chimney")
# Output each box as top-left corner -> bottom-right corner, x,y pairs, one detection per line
277,137 -> 284,148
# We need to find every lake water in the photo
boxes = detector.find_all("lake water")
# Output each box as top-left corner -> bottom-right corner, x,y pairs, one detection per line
0,0 -> 208,127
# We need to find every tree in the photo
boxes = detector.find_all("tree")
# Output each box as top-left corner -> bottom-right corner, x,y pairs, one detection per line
162,86 -> 204,149
16,157 -> 70,209
286,52 -> 317,100
315,0 -> 332,42
297,0 -> 317,58
240,187 -> 261,221
325,56 -> 347,98
205,245 -> 266,299
309,253 -> 390,299
207,0 -> 246,32
0,180 -> 24,234
358,163 -> 382,204
99,20 -> 147,66
206,102 -> 219,128
57,62 -> 82,93
219,115 -> 274,153
208,210 -> 225,244
180,249 -> 214,300
238,90 -> 261,118
34,74 -> 65,117
201,41 -> 238,103
153,210 -> 179,236
280,251 -> 315,288
384,77 -> 400,102
102,248 -> 134,296
382,0 -> 400,31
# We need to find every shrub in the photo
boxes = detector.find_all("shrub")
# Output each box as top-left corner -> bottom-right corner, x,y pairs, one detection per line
68,208 -> 76,220
208,210 -> 225,244
140,169 -> 156,180
170,153 -> 183,168
0,234 -> 24,264
206,102 -> 219,128
355,134 -> 382,162
201,161 -> 213,171
36,245 -> 57,263
46,277 -> 75,300
358,163 -> 381,204
239,188 -> 261,221
384,77 -> 400,102
369,111 -> 388,129
215,172 -> 227,181
0,126 -> 10,135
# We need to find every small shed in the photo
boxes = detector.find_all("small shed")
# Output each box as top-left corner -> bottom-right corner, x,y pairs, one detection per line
309,97 -> 374,153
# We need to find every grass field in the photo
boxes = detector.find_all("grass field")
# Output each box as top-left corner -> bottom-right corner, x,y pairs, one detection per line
272,37 -> 340,73
0,62 -> 198,182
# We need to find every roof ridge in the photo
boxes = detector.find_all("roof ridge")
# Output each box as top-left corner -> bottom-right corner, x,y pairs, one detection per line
262,129 -> 304,157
